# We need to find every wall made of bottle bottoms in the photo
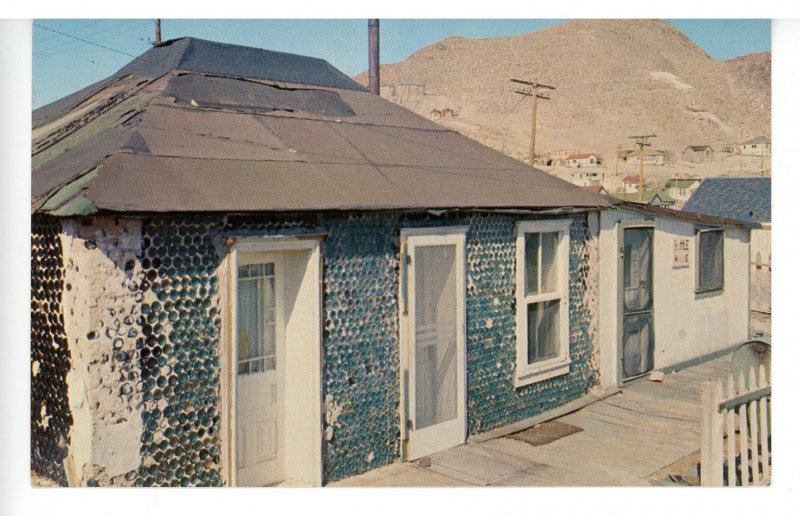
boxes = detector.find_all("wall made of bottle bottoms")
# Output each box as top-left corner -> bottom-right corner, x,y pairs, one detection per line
31,215 -> 73,486
31,211 -> 599,486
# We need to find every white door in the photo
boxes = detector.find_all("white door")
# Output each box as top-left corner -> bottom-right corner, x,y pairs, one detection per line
401,229 -> 467,460
235,253 -> 285,486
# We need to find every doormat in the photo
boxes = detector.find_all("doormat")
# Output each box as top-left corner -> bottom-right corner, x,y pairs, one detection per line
508,420 -> 583,446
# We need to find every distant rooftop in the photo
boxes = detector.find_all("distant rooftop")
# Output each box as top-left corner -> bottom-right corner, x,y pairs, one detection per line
683,176 -> 771,223
565,153 -> 600,160
742,136 -> 771,145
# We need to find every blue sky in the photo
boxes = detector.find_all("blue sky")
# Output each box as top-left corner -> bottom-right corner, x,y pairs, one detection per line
32,19 -> 771,109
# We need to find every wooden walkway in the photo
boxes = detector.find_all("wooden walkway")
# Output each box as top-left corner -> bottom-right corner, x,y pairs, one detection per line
331,354 -> 733,487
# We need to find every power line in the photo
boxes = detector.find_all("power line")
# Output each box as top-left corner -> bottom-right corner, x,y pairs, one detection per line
33,20 -> 139,54
32,19 -> 107,43
33,22 -> 136,58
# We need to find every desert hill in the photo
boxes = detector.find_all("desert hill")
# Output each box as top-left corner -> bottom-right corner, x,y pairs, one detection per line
354,19 -> 771,176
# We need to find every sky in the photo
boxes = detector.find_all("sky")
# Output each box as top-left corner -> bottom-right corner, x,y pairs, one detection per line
31,18 -> 772,109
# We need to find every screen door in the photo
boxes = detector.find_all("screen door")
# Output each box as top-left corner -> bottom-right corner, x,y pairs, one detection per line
621,227 -> 655,380
401,229 -> 466,461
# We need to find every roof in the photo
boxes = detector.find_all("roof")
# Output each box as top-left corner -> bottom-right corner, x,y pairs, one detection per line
616,192 -> 676,205
583,185 -> 607,194
31,38 -> 613,216
624,150 -> 665,158
33,38 -> 365,129
742,136 -> 771,145
618,201 -> 753,230
565,153 -> 599,160
684,145 -> 713,152
623,175 -> 641,183
683,176 -> 771,223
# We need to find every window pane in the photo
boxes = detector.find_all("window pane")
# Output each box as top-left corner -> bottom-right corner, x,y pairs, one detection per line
527,300 -> 560,364
540,232 -> 559,293
237,277 -> 262,364
525,233 -> 539,295
623,228 -> 653,312
237,262 -> 278,375
699,230 -> 724,290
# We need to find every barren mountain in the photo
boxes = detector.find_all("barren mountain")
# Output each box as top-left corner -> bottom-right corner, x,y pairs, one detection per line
355,19 -> 771,167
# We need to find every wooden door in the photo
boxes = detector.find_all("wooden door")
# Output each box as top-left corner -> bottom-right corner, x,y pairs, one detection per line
235,253 -> 285,486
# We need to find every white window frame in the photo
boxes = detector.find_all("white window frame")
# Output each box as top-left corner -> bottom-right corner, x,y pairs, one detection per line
514,219 -> 571,387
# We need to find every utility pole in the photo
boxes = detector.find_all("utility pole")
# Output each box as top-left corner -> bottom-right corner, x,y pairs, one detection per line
629,134 -> 656,202
155,19 -> 162,46
615,144 -> 621,177
511,79 -> 555,167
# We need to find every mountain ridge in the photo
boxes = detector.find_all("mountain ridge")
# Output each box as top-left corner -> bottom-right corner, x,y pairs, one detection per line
354,19 -> 771,166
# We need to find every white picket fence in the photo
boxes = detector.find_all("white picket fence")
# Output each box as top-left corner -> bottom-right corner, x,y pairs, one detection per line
700,365 -> 771,486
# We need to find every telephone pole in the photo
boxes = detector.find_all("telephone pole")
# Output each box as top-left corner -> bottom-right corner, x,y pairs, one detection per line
629,134 -> 656,202
155,19 -> 162,46
511,79 -> 555,167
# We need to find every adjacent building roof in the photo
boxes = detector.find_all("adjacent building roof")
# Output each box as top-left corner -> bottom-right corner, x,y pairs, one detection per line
684,145 -> 713,152
682,176 -> 771,223
619,201 -> 752,230
32,37 -> 612,216
565,153 -> 599,160
616,192 -> 676,206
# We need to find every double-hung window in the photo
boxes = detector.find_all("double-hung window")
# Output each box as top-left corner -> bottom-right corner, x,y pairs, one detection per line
515,219 -> 571,386
696,227 -> 724,293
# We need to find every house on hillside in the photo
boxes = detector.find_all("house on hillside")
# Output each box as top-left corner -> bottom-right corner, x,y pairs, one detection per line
564,153 -> 602,168
623,174 -> 642,194
30,37 -> 752,489
681,145 -> 714,163
583,185 -> 608,195
738,136 -> 771,157
565,169 -> 605,187
626,150 -> 666,166
666,178 -> 701,209
551,149 -> 580,162
684,177 -> 771,316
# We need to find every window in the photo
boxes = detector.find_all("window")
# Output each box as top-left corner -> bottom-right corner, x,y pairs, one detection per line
696,227 -> 724,292
515,220 -> 571,386
237,262 -> 277,374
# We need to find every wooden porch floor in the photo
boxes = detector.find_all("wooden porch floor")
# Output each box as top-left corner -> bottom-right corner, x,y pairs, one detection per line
331,354 -> 734,487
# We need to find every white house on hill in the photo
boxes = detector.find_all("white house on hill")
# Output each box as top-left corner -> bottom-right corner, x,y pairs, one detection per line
564,153 -> 601,168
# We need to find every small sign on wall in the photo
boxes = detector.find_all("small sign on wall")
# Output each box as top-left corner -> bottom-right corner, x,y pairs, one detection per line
673,237 -> 690,268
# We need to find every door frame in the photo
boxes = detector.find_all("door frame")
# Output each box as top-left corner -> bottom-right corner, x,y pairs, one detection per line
398,226 -> 468,461
222,235 -> 323,486
617,220 -> 656,386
